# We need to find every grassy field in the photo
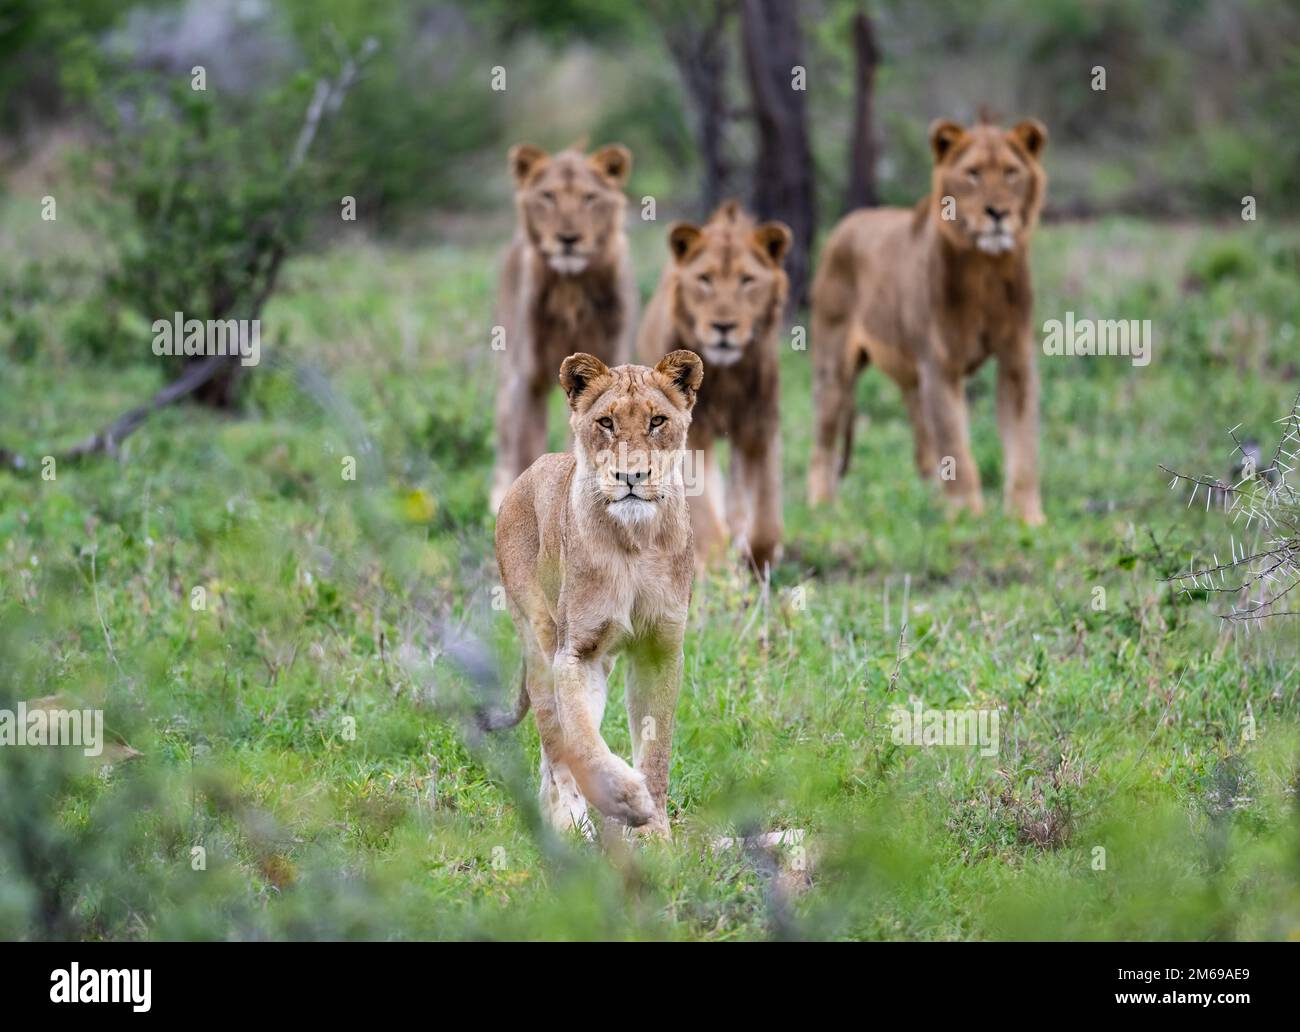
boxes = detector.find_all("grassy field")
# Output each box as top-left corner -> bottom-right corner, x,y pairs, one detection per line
1,209 -> 1298,940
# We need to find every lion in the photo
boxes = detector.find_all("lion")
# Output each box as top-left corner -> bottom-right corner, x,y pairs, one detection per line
638,200 -> 792,573
807,117 -> 1048,525
491,142 -> 639,512
493,349 -> 704,839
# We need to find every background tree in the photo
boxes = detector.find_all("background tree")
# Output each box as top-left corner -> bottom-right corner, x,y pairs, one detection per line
650,0 -> 738,217
843,6 -> 880,212
740,0 -> 816,308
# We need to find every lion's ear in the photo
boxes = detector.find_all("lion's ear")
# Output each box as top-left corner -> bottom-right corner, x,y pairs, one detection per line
928,119 -> 966,163
1009,119 -> 1047,160
559,353 -> 611,410
668,223 -> 702,263
753,221 -> 792,266
509,144 -> 547,187
654,350 -> 704,411
589,144 -> 632,186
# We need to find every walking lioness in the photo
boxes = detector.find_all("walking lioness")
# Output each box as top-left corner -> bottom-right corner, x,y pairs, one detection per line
491,142 -> 639,512
808,117 -> 1048,524
638,200 -> 791,573
494,350 -> 703,838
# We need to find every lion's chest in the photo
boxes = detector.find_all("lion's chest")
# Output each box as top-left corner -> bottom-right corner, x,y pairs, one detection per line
676,335 -> 779,455
929,259 -> 1028,370
532,276 -> 626,371
576,548 -> 688,650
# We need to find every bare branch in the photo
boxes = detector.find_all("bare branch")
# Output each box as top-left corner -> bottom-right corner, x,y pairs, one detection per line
1163,392 -> 1300,622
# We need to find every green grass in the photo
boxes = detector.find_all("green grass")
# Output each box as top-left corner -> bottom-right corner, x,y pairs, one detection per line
1,212 -> 1298,940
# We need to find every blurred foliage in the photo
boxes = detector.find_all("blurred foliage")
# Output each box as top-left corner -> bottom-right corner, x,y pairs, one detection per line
806,0 -> 1300,214
4,0 -> 1300,221
1,0 -> 1299,942
468,0 -> 646,43
75,75 -> 313,363
2,216 -> 1298,939
279,1 -> 501,223
0,0 -> 137,131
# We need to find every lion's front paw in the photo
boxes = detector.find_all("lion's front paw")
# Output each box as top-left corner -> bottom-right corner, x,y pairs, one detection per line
589,757 -> 656,827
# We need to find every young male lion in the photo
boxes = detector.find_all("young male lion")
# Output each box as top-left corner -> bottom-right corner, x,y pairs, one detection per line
491,142 -> 639,512
638,200 -> 792,573
808,117 -> 1048,525
494,349 -> 704,838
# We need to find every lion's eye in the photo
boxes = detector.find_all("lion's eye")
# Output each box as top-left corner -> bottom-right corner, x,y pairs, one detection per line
1004,166 -> 1020,179
583,192 -> 597,204
965,168 -> 980,182
650,415 -> 667,429
541,190 -> 556,204
597,417 -> 615,431
698,274 -> 712,287
740,274 -> 755,287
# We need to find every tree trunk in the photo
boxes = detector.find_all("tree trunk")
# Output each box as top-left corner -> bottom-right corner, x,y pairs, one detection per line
191,357 -> 246,408
844,9 -> 880,212
655,0 -> 736,217
740,0 -> 816,308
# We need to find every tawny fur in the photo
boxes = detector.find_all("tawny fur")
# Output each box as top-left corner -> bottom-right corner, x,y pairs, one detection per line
808,118 -> 1048,525
491,143 -> 639,512
495,350 -> 703,839
638,200 -> 791,573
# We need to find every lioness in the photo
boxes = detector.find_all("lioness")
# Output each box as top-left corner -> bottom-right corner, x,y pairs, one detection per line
491,142 -> 639,512
638,200 -> 791,573
494,349 -> 704,838
808,117 -> 1048,525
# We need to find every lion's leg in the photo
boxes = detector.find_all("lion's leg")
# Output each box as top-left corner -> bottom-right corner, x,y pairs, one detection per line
808,308 -> 857,505
919,359 -> 983,514
532,659 -> 593,838
996,338 -> 1045,525
517,380 -> 549,477
492,366 -> 548,512
509,605 -> 590,836
538,743 -> 592,837
724,445 -> 749,542
552,649 -> 654,827
901,380 -> 938,481
736,437 -> 783,577
623,624 -> 685,839
688,438 -> 728,569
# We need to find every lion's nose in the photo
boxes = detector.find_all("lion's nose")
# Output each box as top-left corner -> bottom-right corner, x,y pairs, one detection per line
557,233 -> 581,251
615,469 -> 649,486
985,206 -> 1009,222
711,321 -> 737,337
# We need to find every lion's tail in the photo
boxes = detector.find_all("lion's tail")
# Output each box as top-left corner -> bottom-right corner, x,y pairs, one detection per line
476,663 -> 530,732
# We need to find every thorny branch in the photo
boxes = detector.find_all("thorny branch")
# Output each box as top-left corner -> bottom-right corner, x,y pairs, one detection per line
1161,391 -> 1300,623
